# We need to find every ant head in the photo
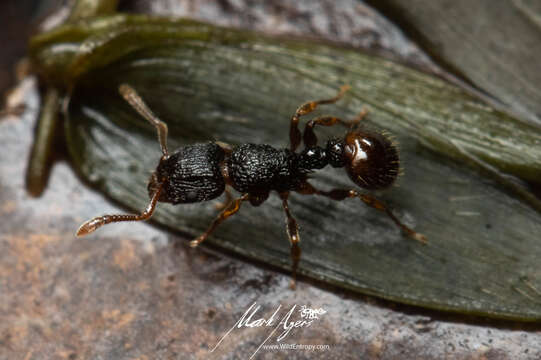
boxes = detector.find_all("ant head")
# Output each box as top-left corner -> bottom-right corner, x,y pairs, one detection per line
339,129 -> 399,190
147,155 -> 169,201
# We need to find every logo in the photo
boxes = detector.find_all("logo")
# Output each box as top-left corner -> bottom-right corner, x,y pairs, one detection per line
211,302 -> 328,358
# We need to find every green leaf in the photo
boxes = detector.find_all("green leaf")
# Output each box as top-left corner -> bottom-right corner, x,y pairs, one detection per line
32,16 -> 541,320
367,0 -> 541,126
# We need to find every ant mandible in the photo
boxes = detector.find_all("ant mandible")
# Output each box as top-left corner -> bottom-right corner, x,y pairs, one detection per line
77,84 -> 426,288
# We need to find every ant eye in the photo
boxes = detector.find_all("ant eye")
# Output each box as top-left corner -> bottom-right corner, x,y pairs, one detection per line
343,130 -> 399,190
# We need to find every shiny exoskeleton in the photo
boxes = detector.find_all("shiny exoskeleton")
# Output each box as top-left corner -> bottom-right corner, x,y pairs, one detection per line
77,84 -> 426,288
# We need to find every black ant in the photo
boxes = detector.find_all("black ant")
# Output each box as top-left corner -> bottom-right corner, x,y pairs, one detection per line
77,84 -> 426,288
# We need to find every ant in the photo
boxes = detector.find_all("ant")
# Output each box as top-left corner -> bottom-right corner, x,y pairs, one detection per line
77,84 -> 426,288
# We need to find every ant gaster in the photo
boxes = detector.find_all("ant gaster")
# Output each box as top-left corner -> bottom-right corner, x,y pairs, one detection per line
77,84 -> 426,288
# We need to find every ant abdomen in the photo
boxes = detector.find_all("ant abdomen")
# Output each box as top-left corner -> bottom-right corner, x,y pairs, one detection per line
339,130 -> 399,190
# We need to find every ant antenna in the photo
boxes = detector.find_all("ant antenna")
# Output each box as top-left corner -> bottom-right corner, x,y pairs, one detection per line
76,183 -> 163,237
119,84 -> 169,157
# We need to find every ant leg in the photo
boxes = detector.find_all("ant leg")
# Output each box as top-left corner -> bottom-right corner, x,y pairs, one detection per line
349,107 -> 369,127
303,109 -> 368,147
296,183 -> 427,244
215,187 -> 233,210
76,183 -> 163,236
289,85 -> 350,152
190,193 -> 250,247
119,84 -> 169,157
279,192 -> 301,289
